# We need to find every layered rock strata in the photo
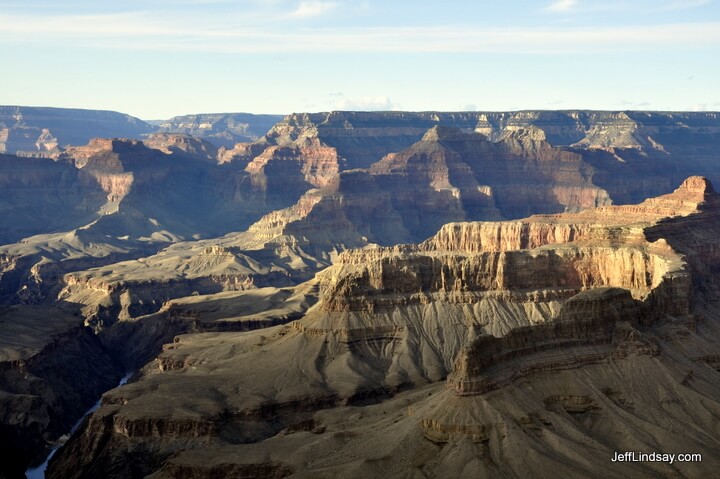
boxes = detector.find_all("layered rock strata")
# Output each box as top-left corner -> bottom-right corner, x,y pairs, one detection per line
46,177 -> 720,478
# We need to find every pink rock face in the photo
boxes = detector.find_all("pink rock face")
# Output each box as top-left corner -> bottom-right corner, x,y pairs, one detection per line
245,138 -> 341,190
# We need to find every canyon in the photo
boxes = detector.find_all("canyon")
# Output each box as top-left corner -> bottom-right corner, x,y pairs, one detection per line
1,107 -> 720,478
45,176 -> 720,478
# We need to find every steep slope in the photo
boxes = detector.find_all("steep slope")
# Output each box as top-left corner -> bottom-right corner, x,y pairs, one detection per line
47,177 -> 720,478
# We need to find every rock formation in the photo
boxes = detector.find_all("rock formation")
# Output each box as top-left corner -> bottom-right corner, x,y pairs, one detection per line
45,177 -> 720,478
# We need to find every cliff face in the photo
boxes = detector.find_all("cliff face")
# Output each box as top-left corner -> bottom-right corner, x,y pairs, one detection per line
243,137 -> 343,210
46,177 -> 720,478
0,154 -> 108,245
369,126 -> 608,236
258,110 -> 720,180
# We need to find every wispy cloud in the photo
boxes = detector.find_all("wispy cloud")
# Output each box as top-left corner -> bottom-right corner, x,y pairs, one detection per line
546,0 -> 577,12
290,1 -> 337,18
2,12 -> 720,55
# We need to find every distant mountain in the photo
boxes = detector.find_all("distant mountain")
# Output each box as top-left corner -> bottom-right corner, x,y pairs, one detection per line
152,113 -> 285,148
0,106 -> 284,156
0,106 -> 154,156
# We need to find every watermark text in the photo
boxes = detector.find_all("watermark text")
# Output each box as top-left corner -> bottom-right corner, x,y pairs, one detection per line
612,452 -> 702,465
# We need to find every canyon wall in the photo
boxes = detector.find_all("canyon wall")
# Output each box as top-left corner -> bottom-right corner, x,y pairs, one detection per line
44,177 -> 720,478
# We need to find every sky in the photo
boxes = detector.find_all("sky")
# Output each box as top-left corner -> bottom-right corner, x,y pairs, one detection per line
1,0 -> 719,119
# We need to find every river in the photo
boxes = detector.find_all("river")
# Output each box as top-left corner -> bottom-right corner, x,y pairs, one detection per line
25,371 -> 133,479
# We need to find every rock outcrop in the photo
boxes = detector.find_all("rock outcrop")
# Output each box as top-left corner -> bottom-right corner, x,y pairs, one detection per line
370,125 -> 609,236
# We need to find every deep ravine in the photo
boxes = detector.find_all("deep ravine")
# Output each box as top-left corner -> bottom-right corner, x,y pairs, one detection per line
25,371 -> 134,479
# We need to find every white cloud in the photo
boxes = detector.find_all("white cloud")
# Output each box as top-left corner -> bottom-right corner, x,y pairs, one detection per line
620,100 -> 652,109
290,1 -> 337,18
334,96 -> 397,111
691,102 -> 720,111
546,0 -> 577,12
2,13 -> 720,55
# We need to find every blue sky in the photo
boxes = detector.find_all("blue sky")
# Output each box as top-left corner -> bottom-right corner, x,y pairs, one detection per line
1,0 -> 719,119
